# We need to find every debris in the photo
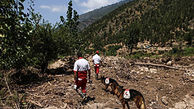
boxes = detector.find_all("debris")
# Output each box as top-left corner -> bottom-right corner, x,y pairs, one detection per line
21,56 -> 194,109
161,96 -> 168,106
167,61 -> 172,66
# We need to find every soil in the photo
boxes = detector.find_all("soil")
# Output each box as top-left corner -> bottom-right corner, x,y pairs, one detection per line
23,56 -> 194,109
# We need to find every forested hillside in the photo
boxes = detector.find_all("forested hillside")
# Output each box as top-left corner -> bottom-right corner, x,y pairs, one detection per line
78,0 -> 132,30
81,0 -> 194,53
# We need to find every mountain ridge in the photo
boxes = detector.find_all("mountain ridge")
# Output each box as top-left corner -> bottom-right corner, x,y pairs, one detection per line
78,0 -> 133,30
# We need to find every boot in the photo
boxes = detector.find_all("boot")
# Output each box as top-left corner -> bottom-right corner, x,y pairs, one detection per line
95,74 -> 98,80
81,93 -> 87,100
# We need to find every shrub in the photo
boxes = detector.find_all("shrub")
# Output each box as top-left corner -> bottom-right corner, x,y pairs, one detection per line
105,45 -> 122,56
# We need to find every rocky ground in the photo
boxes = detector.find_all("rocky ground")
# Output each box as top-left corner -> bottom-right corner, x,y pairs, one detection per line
23,56 -> 194,109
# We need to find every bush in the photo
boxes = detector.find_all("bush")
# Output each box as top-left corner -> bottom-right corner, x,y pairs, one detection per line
171,47 -> 180,54
105,45 -> 122,56
183,47 -> 194,56
165,47 -> 194,57
126,51 -> 152,59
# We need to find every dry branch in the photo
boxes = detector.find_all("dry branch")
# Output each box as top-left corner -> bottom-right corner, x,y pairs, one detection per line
134,62 -> 182,70
4,75 -> 20,109
28,100 -> 43,108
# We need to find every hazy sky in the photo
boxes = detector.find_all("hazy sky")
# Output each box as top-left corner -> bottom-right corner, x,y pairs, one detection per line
23,0 -> 122,24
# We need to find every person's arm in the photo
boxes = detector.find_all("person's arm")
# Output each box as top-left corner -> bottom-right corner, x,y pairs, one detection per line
99,56 -> 101,65
74,71 -> 78,82
73,62 -> 78,83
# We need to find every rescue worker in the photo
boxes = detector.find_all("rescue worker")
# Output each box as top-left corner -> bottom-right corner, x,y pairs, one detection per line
73,52 -> 91,99
92,50 -> 101,80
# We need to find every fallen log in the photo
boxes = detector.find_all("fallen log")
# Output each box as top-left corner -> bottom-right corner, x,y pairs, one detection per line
134,62 -> 181,70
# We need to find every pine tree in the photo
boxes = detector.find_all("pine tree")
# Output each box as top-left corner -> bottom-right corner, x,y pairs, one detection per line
60,0 -> 80,54
66,0 -> 73,32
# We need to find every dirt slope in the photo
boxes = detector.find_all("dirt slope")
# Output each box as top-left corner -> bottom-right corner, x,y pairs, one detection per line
25,56 -> 194,109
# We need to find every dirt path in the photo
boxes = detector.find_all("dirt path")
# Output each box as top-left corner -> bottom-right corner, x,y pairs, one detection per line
25,56 -> 194,109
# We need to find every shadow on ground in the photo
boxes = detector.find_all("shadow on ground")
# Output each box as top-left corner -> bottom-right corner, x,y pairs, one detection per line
47,67 -> 73,75
81,96 -> 96,105
10,68 -> 53,89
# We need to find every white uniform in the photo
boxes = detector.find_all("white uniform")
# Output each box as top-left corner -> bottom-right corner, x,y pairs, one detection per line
73,58 -> 90,71
92,54 -> 101,64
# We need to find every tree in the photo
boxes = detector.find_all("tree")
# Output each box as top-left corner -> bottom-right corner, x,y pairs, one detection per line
66,0 -> 73,31
0,0 -> 33,70
60,0 -> 80,55
125,22 -> 141,54
30,22 -> 58,73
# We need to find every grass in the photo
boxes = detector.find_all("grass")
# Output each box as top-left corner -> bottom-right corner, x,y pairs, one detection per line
125,47 -> 194,59
125,51 -> 154,59
164,47 -> 194,57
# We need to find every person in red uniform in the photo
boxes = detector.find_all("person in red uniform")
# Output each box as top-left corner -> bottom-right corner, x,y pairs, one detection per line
92,51 -> 101,80
73,52 -> 91,99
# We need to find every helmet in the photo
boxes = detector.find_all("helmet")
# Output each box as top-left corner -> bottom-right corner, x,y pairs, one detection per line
96,51 -> 99,54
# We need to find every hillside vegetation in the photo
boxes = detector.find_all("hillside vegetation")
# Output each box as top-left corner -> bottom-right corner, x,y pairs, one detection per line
81,0 -> 194,54
78,0 -> 132,30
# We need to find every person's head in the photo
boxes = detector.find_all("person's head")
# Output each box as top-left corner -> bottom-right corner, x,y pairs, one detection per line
96,50 -> 99,54
77,52 -> 82,58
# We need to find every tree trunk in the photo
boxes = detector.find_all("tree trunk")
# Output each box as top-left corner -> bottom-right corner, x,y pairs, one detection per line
130,46 -> 133,54
41,61 -> 48,73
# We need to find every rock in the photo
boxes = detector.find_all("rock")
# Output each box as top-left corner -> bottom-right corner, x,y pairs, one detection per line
161,96 -> 168,106
139,67 -> 149,72
85,103 -> 105,109
183,95 -> 194,109
167,61 -> 172,66
150,68 -> 157,73
171,94 -> 194,109
146,75 -> 152,79
174,101 -> 187,109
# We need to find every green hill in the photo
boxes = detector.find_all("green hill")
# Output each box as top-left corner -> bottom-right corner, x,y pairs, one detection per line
78,0 -> 132,30
81,0 -> 194,53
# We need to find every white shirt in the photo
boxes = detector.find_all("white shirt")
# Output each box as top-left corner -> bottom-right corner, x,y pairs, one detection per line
73,58 -> 90,71
92,54 -> 101,64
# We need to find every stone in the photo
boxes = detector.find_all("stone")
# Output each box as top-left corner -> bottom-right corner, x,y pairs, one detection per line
174,101 -> 186,109
161,96 -> 168,106
167,61 -> 172,66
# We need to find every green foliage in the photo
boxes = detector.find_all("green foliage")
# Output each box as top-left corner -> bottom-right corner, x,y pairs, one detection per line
105,45 -> 122,56
183,47 -> 194,56
66,0 -> 73,29
59,0 -> 80,55
79,0 -> 132,30
171,47 -> 180,54
0,0 -> 33,70
184,30 -> 193,46
0,0 -> 81,72
164,47 -> 194,58
124,21 -> 141,54
81,0 -> 194,54
126,51 -> 152,59
29,23 -> 58,72
0,0 -> 81,108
